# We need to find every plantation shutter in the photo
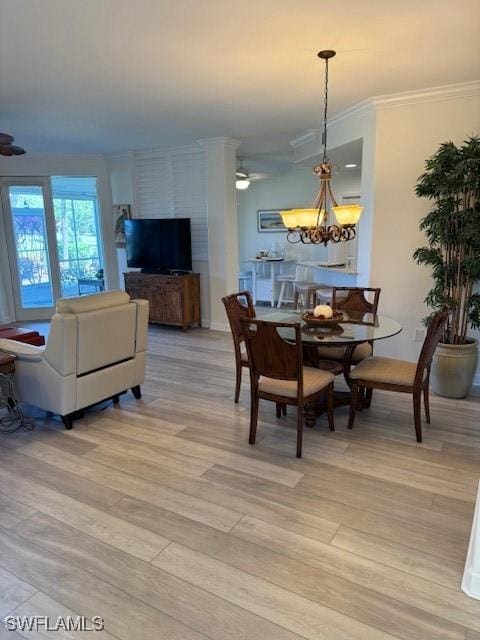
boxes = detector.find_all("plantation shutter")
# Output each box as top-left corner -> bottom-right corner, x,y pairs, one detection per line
133,146 -> 208,261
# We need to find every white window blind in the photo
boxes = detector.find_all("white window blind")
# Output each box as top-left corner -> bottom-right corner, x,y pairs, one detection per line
133,146 -> 208,261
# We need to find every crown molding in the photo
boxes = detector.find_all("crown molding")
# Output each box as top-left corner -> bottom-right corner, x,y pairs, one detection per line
104,151 -> 134,161
290,81 -> 480,149
289,129 -> 320,149
132,142 -> 204,160
197,137 -> 241,149
372,80 -> 480,110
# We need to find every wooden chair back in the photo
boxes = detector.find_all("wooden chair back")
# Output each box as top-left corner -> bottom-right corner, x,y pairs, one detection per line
221,291 -> 255,351
241,318 -> 302,382
414,309 -> 449,386
332,287 -> 381,314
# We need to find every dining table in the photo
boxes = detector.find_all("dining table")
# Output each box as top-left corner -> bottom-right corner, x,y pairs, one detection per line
259,309 -> 402,426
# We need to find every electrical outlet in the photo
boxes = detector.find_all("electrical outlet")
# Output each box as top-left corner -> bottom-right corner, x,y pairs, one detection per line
414,328 -> 426,342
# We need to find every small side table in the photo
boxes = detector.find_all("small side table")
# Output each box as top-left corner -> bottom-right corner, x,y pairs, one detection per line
0,354 -> 28,433
77,277 -> 105,296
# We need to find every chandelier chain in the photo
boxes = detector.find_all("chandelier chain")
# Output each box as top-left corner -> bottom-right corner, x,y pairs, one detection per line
323,57 -> 329,161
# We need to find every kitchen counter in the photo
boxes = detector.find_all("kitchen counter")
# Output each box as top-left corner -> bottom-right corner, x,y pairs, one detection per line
298,261 -> 358,275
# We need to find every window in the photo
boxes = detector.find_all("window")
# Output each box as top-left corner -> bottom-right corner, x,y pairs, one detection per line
51,177 -> 103,297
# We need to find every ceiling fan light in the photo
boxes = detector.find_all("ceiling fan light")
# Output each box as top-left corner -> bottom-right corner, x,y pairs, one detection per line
236,178 -> 250,190
332,204 -> 363,226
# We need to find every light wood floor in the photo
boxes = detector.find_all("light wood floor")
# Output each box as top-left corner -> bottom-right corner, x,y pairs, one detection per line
1,324 -> 480,639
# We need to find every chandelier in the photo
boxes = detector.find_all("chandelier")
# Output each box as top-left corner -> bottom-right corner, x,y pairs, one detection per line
281,50 -> 363,245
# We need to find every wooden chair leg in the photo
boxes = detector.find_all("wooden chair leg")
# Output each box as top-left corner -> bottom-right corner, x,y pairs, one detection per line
234,362 -> 242,403
276,403 -> 282,419
296,405 -> 304,458
248,392 -> 259,445
282,404 -> 287,416
364,388 -> 373,409
357,386 -> 365,411
326,383 -> 335,432
413,390 -> 423,443
293,289 -> 299,310
348,383 -> 358,429
423,384 -> 431,424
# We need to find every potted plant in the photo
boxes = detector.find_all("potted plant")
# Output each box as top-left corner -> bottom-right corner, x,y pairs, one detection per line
414,136 -> 480,398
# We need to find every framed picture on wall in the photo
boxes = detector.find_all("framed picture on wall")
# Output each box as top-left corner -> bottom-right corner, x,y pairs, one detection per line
257,209 -> 288,233
113,204 -> 132,247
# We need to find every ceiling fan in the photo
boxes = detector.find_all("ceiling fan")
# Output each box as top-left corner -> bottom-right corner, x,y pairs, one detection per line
236,159 -> 269,190
0,132 -> 26,156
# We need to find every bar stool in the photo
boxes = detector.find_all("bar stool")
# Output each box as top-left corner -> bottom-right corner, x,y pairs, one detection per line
277,265 -> 316,309
238,271 -> 253,293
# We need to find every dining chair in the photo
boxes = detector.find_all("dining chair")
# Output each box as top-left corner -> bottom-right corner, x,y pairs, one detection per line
348,308 -> 449,442
316,287 -> 381,367
241,318 -> 335,458
222,291 -> 255,403
332,287 -> 381,315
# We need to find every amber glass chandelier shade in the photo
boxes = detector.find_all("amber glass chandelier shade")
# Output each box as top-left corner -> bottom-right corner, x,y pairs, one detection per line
281,208 -> 325,229
332,204 -> 364,226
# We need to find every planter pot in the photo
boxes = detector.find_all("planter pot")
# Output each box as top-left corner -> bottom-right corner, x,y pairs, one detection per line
431,339 -> 479,398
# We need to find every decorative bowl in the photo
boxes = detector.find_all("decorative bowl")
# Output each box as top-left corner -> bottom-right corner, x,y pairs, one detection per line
301,311 -> 344,328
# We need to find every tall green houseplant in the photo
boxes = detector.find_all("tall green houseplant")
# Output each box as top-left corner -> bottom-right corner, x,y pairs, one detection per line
414,136 -> 480,344
414,136 -> 480,398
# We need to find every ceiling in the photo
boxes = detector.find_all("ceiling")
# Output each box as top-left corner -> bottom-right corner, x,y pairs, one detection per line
1,0 -> 479,156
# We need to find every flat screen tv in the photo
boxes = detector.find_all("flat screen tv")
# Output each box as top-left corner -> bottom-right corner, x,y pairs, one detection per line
125,218 -> 192,273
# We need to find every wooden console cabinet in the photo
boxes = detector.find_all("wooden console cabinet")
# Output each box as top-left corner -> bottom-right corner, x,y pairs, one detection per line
124,272 -> 201,330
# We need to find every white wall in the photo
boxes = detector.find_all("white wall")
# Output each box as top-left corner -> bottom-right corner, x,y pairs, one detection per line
106,153 -> 134,283
237,164 -> 362,272
0,154 -> 118,319
370,93 -> 480,377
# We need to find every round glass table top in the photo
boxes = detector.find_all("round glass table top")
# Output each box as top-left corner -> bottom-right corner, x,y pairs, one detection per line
259,310 -> 402,346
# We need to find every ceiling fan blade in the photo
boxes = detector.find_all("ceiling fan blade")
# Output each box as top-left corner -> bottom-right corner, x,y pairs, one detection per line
0,132 -> 14,145
0,145 -> 26,156
10,145 -> 26,155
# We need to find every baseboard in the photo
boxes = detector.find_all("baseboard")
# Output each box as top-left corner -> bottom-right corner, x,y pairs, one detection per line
462,481 -> 480,600
209,321 -> 230,332
201,317 -> 210,329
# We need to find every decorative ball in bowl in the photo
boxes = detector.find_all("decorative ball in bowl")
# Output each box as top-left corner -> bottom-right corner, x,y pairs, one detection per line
302,305 -> 344,327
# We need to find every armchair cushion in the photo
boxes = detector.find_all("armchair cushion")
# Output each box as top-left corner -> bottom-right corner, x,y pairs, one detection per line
56,290 -> 130,314
0,338 -> 45,361
259,366 -> 334,399
350,356 -> 419,387
76,304 -> 136,375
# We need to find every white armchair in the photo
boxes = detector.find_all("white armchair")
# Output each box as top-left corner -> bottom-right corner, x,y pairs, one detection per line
0,291 -> 149,429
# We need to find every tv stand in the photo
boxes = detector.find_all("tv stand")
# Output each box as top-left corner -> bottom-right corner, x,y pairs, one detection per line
140,267 -> 171,275
124,272 -> 201,331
